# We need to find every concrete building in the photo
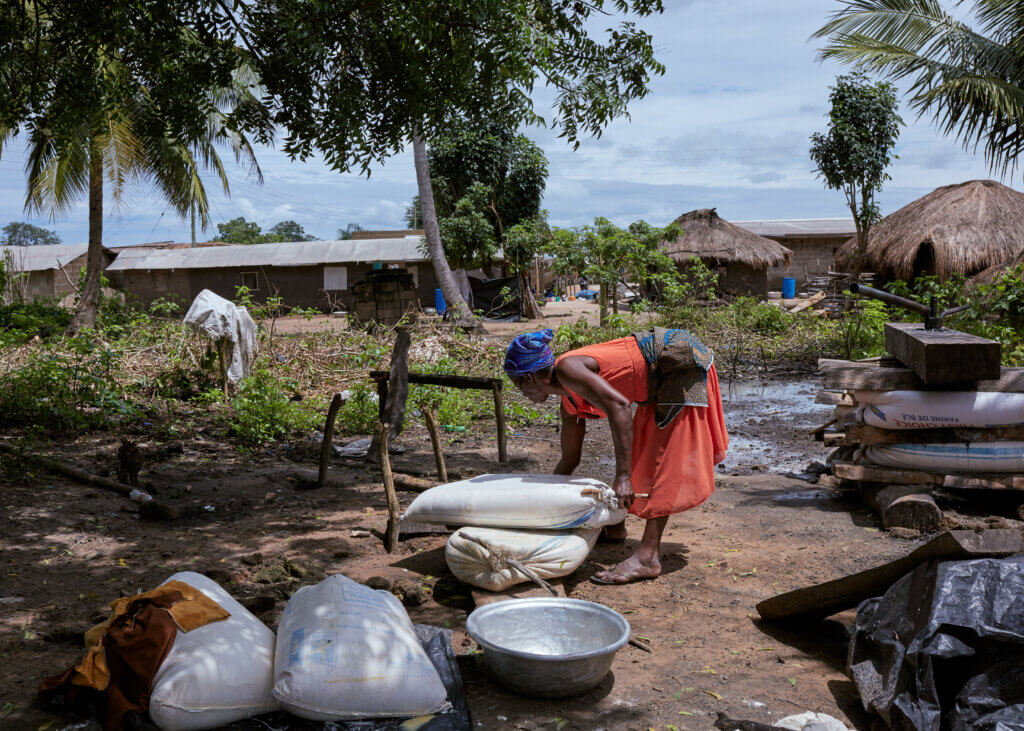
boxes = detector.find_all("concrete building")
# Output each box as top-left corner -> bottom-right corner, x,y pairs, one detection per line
0,244 -> 113,302
107,237 -> 442,311
732,218 -> 856,289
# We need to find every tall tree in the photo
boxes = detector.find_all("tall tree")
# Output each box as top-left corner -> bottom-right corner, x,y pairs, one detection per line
810,72 -> 902,275
0,221 -> 61,246
815,0 -> 1024,178
267,220 -> 316,241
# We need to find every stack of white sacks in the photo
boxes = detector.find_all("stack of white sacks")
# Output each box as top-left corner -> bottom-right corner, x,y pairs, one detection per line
402,473 -> 628,592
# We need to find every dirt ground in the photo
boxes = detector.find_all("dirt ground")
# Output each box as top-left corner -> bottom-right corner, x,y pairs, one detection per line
0,363 -> 921,731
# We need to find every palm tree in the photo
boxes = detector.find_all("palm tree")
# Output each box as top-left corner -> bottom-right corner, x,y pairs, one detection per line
1,62 -> 262,332
814,0 -> 1024,177
412,131 -> 474,322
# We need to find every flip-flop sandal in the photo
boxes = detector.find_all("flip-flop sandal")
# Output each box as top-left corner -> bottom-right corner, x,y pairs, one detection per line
597,528 -> 627,545
591,569 -> 658,585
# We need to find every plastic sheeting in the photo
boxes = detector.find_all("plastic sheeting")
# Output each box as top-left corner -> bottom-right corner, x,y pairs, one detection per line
182,289 -> 258,383
849,555 -> 1024,730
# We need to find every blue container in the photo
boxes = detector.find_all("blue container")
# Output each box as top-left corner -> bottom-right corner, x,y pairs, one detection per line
782,277 -> 796,299
372,261 -> 383,270
434,288 -> 446,315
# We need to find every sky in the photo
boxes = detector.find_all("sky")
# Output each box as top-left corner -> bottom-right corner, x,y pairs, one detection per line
0,0 -> 1011,246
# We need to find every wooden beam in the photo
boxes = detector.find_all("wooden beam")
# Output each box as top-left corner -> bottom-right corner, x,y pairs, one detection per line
376,422 -> 400,553
318,393 -> 345,488
821,360 -> 1024,393
884,322 -> 1000,385
815,390 -> 855,406
492,381 -> 508,463
845,423 -> 1024,446
422,407 -> 448,482
833,461 -> 1024,490
369,370 -> 500,390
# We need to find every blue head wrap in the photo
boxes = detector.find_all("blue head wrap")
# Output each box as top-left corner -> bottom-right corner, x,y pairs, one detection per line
504,329 -> 555,377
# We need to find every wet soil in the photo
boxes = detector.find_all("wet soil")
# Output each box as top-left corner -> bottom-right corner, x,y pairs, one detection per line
0,378 -> 911,730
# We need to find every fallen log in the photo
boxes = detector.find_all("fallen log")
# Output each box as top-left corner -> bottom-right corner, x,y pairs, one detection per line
392,473 -> 437,492
0,440 -> 182,520
861,484 -> 941,532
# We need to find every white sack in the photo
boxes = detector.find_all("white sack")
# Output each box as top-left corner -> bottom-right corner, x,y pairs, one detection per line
446,527 -> 599,591
149,572 -> 279,730
774,712 -> 852,731
861,441 -> 1024,473
401,474 -> 627,530
182,289 -> 258,382
273,574 -> 448,721
855,390 -> 1024,430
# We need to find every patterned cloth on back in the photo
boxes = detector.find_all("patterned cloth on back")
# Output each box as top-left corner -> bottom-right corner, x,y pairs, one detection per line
633,327 -> 714,428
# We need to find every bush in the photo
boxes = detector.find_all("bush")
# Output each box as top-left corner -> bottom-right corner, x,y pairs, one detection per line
231,368 -> 323,444
335,382 -> 379,435
0,302 -> 72,342
0,335 -> 140,431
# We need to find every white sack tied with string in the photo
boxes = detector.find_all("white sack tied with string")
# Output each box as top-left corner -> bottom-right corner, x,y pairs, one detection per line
182,289 -> 258,382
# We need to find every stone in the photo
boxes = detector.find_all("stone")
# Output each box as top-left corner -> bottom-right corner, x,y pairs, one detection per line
264,492 -> 277,504
391,578 -> 428,607
888,527 -> 921,540
241,551 -> 264,566
206,567 -> 233,584
241,595 -> 277,614
362,576 -> 392,591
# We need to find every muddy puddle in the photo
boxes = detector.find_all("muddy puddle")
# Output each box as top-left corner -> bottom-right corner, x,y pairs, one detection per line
718,376 -> 832,478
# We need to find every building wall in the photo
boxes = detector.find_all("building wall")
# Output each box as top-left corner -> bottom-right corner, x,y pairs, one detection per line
722,263 -> 768,297
114,262 -> 442,312
765,236 -> 844,290
8,253 -> 89,302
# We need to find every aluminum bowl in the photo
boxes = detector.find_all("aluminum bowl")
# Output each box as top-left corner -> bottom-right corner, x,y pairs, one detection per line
466,597 -> 631,698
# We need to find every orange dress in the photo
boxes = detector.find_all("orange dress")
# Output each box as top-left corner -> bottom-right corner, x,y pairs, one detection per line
557,336 -> 728,519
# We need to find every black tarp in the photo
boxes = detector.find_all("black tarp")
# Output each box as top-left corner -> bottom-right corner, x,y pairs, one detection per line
469,276 -> 521,321
849,556 -> 1024,730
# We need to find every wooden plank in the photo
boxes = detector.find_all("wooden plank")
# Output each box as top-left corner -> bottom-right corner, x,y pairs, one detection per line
789,291 -> 825,313
885,322 -> 1000,385
845,423 -> 1024,446
471,579 -> 566,607
369,370 -> 500,390
822,361 -> 1024,393
756,529 -> 1022,620
815,390 -> 855,406
833,461 -> 1024,490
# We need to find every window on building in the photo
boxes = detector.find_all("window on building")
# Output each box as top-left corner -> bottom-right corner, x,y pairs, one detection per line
241,272 -> 260,291
323,265 -> 348,291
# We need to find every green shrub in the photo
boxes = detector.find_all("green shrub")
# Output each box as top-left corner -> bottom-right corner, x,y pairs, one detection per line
231,368 -> 323,444
335,382 -> 379,435
0,302 -> 72,342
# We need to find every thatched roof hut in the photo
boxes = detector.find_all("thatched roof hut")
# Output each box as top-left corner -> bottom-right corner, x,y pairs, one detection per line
834,180 -> 1024,280
663,209 -> 793,268
971,248 -> 1024,285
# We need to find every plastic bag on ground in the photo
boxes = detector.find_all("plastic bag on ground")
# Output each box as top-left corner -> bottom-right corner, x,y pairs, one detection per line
855,390 -> 1024,430
773,711 -> 851,731
402,474 -> 627,530
860,441 -> 1024,472
182,289 -> 258,382
273,574 -> 449,721
445,527 -> 599,591
149,571 -> 279,730
849,555 -> 1024,730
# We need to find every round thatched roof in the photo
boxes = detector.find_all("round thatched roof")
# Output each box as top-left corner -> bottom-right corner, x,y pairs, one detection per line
662,209 -> 792,268
834,180 -> 1024,280
971,247 -> 1024,285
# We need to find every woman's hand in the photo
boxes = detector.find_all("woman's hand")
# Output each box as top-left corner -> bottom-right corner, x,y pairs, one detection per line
613,474 -> 634,510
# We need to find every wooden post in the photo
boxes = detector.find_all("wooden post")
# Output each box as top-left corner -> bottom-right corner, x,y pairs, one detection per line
318,393 -> 345,488
376,377 -> 388,424
376,421 -> 400,553
861,484 -> 942,532
423,407 -> 448,482
491,381 -> 508,462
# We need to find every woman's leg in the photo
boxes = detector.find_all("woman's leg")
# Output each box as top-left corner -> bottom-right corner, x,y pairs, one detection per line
592,516 -> 667,584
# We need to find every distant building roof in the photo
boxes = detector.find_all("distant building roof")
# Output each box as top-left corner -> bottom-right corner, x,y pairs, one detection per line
350,229 -> 424,240
732,218 -> 855,239
0,243 -> 92,271
107,237 -> 428,272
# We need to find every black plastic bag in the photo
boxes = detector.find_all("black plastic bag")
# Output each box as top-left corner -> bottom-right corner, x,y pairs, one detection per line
849,556 -> 1024,730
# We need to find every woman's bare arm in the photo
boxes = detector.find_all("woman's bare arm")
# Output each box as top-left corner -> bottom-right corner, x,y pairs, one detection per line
555,402 -> 585,475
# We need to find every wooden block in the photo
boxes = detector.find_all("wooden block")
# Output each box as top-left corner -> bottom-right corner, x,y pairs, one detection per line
833,461 -> 1024,490
470,580 -> 566,607
884,323 -> 1001,385
943,473 -> 1024,491
822,361 -> 1024,393
861,484 -> 941,532
815,390 -> 856,406
845,423 -> 1024,446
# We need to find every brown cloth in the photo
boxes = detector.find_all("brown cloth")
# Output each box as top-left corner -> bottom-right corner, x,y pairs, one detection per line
632,327 -> 714,428
38,580 -> 229,731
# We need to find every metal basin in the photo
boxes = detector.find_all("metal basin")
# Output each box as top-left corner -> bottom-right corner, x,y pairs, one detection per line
466,598 -> 631,698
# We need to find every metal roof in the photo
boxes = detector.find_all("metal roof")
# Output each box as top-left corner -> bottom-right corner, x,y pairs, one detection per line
732,218 -> 855,238
107,237 -> 428,271
0,244 -> 91,271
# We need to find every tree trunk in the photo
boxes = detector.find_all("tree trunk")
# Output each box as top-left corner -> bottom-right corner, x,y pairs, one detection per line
412,130 -> 473,321
611,280 -> 619,315
519,271 -> 542,319
598,282 -> 608,325
68,140 -> 104,334
191,201 -> 197,248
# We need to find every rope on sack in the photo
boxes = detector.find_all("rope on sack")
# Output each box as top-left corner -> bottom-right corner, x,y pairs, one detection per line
462,535 -> 558,596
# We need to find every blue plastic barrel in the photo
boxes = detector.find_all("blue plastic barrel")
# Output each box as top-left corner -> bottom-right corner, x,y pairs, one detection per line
372,261 -> 383,270
434,288 -> 446,315
782,277 -> 796,299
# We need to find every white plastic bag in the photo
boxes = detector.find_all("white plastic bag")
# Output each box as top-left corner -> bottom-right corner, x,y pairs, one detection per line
149,572 -> 279,730
273,574 -> 449,721
402,474 -> 626,530
446,527 -> 599,591
861,441 -> 1024,473
855,390 -> 1024,430
182,289 -> 258,382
